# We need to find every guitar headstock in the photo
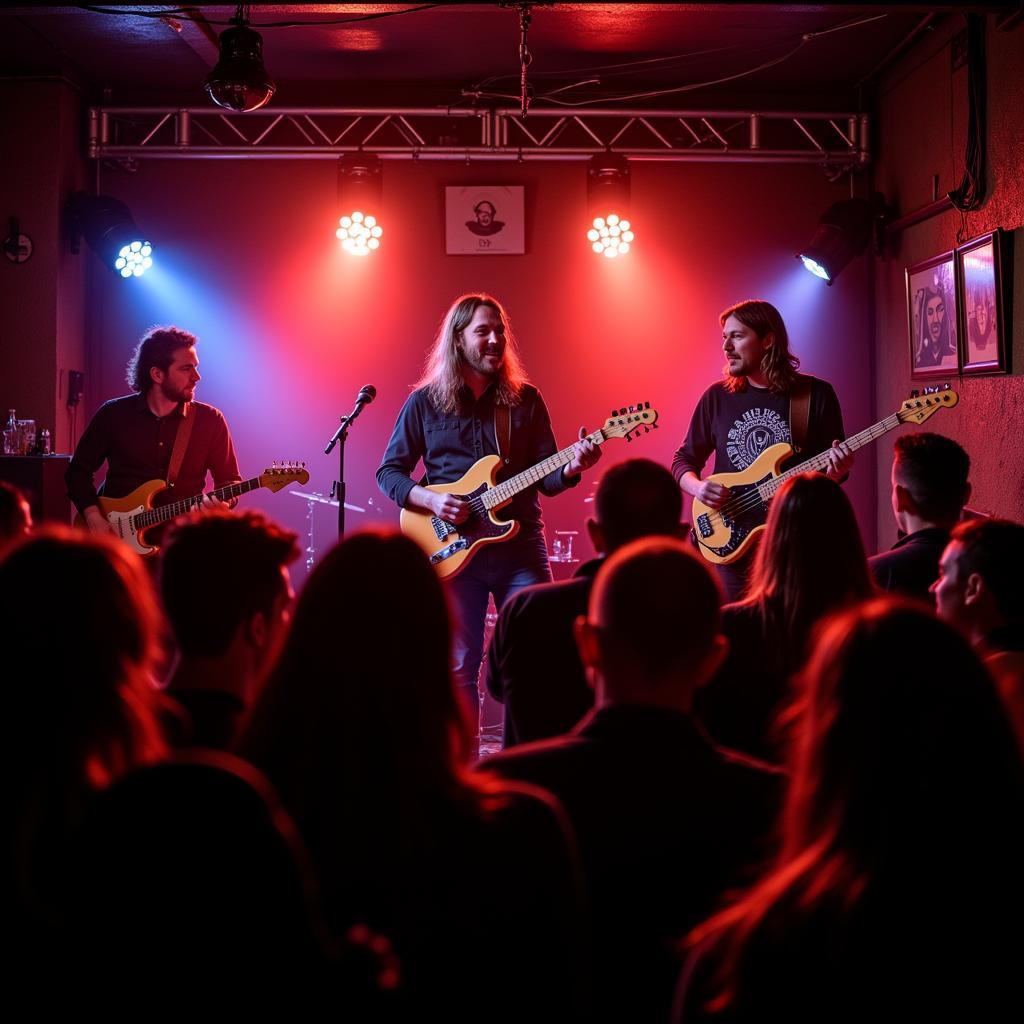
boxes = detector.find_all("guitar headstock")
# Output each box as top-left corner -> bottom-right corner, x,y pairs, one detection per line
260,461 -> 310,491
897,384 -> 959,425
601,402 -> 659,442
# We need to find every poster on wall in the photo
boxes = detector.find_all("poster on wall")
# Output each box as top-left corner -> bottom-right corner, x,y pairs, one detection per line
906,251 -> 959,379
957,230 -> 1008,375
445,186 -> 525,254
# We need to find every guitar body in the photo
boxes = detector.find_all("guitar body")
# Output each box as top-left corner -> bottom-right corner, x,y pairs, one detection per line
74,479 -> 171,556
400,455 -> 519,579
691,443 -> 793,565
690,386 -> 959,567
74,463 -> 309,556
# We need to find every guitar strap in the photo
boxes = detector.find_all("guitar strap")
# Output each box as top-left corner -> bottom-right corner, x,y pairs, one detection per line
494,403 -> 512,466
165,403 -> 196,489
788,375 -> 812,454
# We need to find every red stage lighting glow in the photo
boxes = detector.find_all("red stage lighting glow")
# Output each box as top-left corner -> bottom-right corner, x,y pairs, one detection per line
587,214 -> 633,258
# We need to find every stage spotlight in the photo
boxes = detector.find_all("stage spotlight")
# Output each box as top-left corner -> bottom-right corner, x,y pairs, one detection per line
587,154 -> 633,258
337,154 -> 383,256
68,193 -> 153,278
204,6 -> 276,112
796,195 -> 885,285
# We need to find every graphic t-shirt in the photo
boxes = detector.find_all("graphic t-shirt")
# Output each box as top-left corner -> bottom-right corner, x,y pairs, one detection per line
672,377 -> 845,481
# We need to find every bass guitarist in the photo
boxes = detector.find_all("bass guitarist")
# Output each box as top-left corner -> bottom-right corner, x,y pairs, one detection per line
66,326 -> 240,539
672,299 -> 853,600
377,293 -> 600,720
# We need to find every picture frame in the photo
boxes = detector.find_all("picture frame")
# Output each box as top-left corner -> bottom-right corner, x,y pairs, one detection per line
956,229 -> 1007,375
906,250 -> 959,379
445,186 -> 525,255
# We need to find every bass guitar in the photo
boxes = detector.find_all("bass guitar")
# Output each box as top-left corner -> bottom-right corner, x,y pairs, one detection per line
77,463 -> 309,556
692,386 -> 959,565
402,403 -> 659,578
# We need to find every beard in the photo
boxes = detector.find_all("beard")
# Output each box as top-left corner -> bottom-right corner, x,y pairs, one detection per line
160,379 -> 194,404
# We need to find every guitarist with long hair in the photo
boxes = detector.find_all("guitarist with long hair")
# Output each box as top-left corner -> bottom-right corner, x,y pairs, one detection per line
66,326 -> 241,539
672,299 -> 853,600
377,293 -> 601,722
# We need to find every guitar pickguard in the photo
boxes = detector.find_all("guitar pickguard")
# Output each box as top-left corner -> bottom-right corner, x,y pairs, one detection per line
428,483 -> 514,567
695,475 -> 771,558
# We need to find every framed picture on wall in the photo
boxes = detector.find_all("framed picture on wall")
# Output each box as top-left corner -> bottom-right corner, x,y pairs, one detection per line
956,230 -> 1007,375
906,251 -> 959,379
445,186 -> 525,254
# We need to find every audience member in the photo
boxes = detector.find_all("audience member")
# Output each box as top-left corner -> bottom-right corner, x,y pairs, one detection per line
933,518 -> 1024,748
159,510 -> 299,749
482,537 -> 781,1023
695,473 -> 874,761
487,458 -> 683,747
676,599 -> 1024,1022
869,432 -> 970,600
2,529 -> 167,967
242,529 -> 586,1022
0,480 -> 32,551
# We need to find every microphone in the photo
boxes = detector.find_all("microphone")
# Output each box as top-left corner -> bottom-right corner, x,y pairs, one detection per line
324,384 -> 377,454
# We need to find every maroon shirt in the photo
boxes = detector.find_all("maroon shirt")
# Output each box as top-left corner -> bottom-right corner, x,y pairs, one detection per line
66,393 -> 240,514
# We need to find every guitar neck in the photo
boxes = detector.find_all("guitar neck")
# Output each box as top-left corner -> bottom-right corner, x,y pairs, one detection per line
761,412 -> 903,498
482,428 -> 606,509
134,476 -> 262,530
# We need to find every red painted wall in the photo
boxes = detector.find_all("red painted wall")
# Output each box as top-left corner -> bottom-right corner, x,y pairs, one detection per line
872,15 -> 1024,546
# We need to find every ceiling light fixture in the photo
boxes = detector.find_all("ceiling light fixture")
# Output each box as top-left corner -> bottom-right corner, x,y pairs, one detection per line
336,154 -> 384,256
204,4 -> 276,113
68,193 -> 153,279
587,154 -> 633,258
796,195 -> 886,285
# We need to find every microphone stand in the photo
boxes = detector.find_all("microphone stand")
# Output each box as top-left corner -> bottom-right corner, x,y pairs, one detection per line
324,388 -> 374,541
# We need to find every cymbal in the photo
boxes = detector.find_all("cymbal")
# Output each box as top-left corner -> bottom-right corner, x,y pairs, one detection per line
289,491 -> 365,513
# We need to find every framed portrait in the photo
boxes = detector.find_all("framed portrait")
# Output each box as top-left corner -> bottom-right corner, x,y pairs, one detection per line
445,186 -> 525,255
956,229 -> 1007,375
906,251 -> 959,379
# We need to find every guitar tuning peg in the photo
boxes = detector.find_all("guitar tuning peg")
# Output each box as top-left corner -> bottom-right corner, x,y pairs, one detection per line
626,434 -> 632,442
619,408 -> 626,415
910,390 -> 918,399
645,401 -> 650,409
644,426 -> 649,433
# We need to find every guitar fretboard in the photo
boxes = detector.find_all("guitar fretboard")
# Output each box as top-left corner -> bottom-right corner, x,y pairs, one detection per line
482,429 -> 606,509
758,413 -> 903,499
132,477 -> 263,530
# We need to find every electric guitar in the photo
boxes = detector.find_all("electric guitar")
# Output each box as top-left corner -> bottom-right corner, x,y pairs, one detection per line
401,403 -> 659,579
692,386 -> 959,565
77,463 -> 310,556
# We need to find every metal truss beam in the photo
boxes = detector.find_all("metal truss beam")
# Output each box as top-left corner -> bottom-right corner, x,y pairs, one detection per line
88,106 -> 869,168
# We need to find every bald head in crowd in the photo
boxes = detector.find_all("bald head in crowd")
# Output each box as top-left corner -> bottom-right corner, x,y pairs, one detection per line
575,537 -> 728,710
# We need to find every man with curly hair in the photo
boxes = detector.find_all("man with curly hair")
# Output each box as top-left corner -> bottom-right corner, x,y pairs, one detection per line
66,325 -> 240,537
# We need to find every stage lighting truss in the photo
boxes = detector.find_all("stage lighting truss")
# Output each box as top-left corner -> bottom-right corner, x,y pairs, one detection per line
86,107 -> 869,171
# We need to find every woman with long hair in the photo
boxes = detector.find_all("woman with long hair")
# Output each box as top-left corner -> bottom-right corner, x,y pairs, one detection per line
242,529 -> 585,1020
3,528 -> 166,945
677,599 -> 1024,1022
694,472 -> 875,760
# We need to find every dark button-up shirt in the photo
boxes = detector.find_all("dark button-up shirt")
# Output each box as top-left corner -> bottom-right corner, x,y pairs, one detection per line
66,393 -> 240,514
376,382 -> 577,532
869,525 -> 950,601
